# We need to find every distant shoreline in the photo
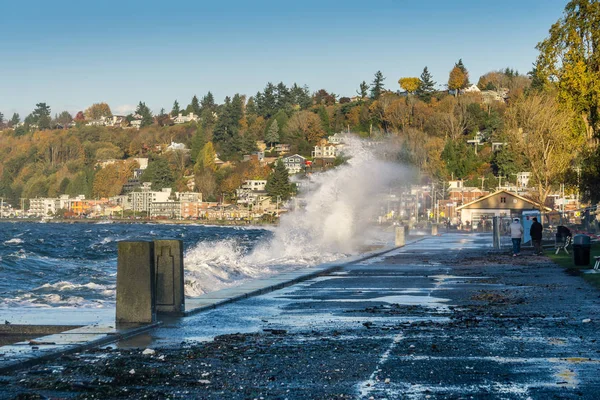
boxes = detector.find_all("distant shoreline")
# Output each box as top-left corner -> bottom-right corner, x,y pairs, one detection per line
0,218 -> 277,227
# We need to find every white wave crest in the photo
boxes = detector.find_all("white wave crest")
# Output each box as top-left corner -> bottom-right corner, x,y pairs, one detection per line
4,238 -> 24,245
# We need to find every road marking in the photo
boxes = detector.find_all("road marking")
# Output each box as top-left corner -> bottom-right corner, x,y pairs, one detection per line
356,333 -> 403,399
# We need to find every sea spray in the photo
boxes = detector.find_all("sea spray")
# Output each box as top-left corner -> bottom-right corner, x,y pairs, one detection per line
184,136 -> 411,295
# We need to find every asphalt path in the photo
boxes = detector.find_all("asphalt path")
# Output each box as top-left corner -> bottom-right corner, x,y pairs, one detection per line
3,233 -> 600,399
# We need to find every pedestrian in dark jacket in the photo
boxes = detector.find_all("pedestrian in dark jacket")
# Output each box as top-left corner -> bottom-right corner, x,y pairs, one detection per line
530,217 -> 543,255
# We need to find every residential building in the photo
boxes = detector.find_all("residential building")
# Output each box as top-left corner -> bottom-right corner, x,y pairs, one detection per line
166,142 -> 189,152
150,201 -> 181,219
128,183 -> 172,213
328,132 -> 346,144
236,180 -> 268,205
456,190 -> 551,229
281,154 -> 307,174
274,143 -> 291,153
173,113 -> 199,124
312,143 -> 339,158
29,198 -> 58,216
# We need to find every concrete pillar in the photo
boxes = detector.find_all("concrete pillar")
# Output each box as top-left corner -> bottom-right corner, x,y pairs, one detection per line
116,241 -> 156,324
431,224 -> 438,236
154,239 -> 185,314
492,216 -> 501,249
395,226 -> 405,247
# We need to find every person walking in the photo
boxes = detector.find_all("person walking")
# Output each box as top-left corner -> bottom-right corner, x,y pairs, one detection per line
530,217 -> 543,255
510,218 -> 523,257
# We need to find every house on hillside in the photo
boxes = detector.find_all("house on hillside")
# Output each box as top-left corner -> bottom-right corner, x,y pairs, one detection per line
312,143 -> 339,158
173,113 -> 199,124
281,154 -> 307,174
456,190 -> 551,229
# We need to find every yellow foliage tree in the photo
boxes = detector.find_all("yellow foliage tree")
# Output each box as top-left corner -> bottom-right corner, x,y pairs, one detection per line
84,103 -> 113,120
448,67 -> 467,96
398,77 -> 421,94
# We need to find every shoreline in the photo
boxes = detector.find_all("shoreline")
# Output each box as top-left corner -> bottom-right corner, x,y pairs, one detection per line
0,218 -> 277,227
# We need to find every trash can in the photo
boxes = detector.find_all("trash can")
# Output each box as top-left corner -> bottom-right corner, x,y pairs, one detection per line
573,234 -> 591,266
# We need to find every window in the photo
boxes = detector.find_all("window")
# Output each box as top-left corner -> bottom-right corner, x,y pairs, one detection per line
500,197 -> 506,203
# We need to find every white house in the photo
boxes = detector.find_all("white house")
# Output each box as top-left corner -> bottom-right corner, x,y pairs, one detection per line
173,113 -> 199,124
328,132 -> 346,144
166,142 -> 188,151
312,143 -> 339,158
281,154 -> 307,174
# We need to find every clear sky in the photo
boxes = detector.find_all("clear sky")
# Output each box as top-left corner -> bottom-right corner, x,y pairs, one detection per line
1,0 -> 568,118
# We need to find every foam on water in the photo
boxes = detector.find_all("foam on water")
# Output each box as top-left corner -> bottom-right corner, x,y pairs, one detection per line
184,136 -> 408,295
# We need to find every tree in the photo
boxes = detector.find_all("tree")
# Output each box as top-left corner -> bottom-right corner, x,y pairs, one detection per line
190,124 -> 206,163
416,67 -> 436,101
398,77 -> 421,94
265,119 -> 280,147
455,59 -> 470,87
448,66 -> 467,96
74,111 -> 85,122
0,112 -> 4,128
265,159 -> 294,201
32,103 -> 52,129
84,103 -> 112,120
536,0 -> 600,141
136,102 -> 153,128
504,92 -> 584,206
195,142 -> 217,173
55,111 -> 73,127
370,71 -> 386,100
9,113 -> 20,127
140,157 -> 175,190
358,81 -> 369,99
171,100 -> 180,117
286,111 -> 325,145
188,95 -> 201,116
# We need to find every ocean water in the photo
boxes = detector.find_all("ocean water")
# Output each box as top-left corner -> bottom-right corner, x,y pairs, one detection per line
0,137 -> 406,309
0,222 -> 281,308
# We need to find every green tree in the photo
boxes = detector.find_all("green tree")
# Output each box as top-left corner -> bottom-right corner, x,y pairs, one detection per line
9,113 -> 20,127
55,111 -> 73,127
136,102 -> 153,128
317,105 -> 332,134
416,66 -> 436,102
190,124 -> 206,163
358,81 -> 369,99
265,119 -> 280,147
441,140 -> 478,179
140,157 -> 175,190
32,103 -> 52,130
0,112 -> 4,128
188,95 -> 201,116
536,0 -> 600,141
171,100 -> 180,117
195,142 -> 217,173
265,159 -> 294,201
370,71 -> 386,100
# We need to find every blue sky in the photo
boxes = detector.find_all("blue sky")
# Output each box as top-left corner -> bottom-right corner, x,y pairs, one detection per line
1,0 -> 567,118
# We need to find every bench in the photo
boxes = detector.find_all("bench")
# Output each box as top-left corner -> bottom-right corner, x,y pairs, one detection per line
594,256 -> 600,271
555,236 -> 571,255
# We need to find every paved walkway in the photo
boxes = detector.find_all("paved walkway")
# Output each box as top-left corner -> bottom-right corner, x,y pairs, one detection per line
3,233 -> 600,399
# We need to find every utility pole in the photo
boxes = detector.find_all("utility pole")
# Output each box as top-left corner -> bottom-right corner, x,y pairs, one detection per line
479,176 -> 486,191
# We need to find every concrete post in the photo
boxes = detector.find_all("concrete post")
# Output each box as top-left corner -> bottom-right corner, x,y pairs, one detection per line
404,224 -> 409,237
116,241 -> 156,324
492,216 -> 501,249
431,224 -> 438,236
154,239 -> 185,314
395,226 -> 405,247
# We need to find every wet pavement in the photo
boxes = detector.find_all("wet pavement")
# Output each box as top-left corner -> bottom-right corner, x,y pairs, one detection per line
2,233 -> 600,399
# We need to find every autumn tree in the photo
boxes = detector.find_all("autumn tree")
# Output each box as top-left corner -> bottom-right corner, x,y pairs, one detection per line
448,66 -> 467,96
286,111 -> 325,146
398,77 -> 421,94
84,103 -> 112,120
74,111 -> 85,122
455,59 -> 470,87
504,93 -> 584,206
536,0 -> 600,141
370,71 -> 386,100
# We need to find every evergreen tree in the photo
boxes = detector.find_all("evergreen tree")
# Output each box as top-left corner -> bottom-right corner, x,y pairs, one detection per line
265,159 -> 294,201
246,97 -> 257,115
140,157 -> 174,190
455,59 -> 470,87
0,112 -> 4,127
241,132 -> 258,154
318,106 -> 331,134
370,71 -> 386,100
416,66 -> 436,102
265,120 -> 280,147
200,92 -> 216,112
290,83 -> 312,109
32,103 -> 51,130
10,113 -> 20,127
188,95 -> 201,116
190,124 -> 206,163
136,102 -> 153,127
358,81 -> 369,99
171,100 -> 180,116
